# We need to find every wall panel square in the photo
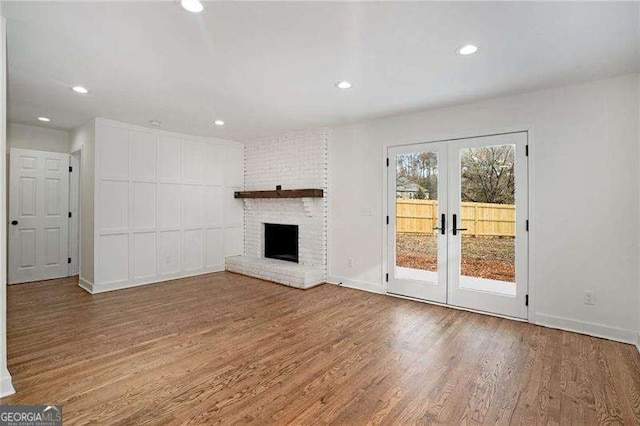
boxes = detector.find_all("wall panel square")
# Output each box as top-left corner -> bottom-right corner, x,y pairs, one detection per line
205,228 -> 224,268
203,144 -> 224,185
133,232 -> 157,279
225,147 -> 244,186
183,229 -> 203,271
158,183 -> 181,228
224,187 -> 244,227
158,136 -> 182,182
182,141 -> 203,183
183,184 -> 203,227
133,182 -> 156,229
204,186 -> 223,227
99,180 -> 129,231
99,234 -> 129,283
159,230 -> 181,275
224,226 -> 243,257
130,130 -> 157,180
99,126 -> 129,179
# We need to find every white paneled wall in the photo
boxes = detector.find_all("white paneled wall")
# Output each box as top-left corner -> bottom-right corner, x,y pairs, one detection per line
93,119 -> 243,292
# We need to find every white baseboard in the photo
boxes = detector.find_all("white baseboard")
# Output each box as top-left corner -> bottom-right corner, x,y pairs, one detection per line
90,267 -> 225,294
327,276 -> 384,294
535,313 -> 637,345
78,277 -> 94,294
0,369 -> 15,398
327,277 -> 639,347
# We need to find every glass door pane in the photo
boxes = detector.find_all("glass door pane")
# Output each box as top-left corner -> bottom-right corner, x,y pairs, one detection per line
459,144 -> 516,296
387,143 -> 447,303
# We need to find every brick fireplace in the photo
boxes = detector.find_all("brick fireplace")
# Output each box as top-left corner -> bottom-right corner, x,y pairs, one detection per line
225,129 -> 328,289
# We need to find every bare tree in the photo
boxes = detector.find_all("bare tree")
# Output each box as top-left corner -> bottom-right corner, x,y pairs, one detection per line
460,146 -> 515,204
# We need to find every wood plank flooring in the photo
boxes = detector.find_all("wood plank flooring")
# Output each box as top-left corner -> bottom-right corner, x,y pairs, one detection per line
2,272 -> 639,424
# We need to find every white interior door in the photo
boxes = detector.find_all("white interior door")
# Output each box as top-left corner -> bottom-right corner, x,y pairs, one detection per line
387,132 -> 528,319
387,142 -> 448,303
8,148 -> 70,284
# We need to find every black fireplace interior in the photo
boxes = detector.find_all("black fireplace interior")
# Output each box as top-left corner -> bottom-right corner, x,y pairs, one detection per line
264,223 -> 299,263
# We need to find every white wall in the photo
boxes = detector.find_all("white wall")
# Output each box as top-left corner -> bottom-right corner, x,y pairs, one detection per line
70,119 -> 95,285
329,74 -> 640,343
7,123 -> 69,153
90,118 -> 243,293
0,15 -> 15,398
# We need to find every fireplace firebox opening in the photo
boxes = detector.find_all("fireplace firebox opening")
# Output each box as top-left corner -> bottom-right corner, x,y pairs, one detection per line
264,223 -> 299,263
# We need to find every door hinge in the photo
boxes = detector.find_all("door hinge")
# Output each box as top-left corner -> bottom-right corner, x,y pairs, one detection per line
525,219 -> 529,231
68,212 -> 72,218
385,273 -> 389,282
386,157 -> 389,167
68,257 -> 71,264
525,145 -> 529,157
386,215 -> 389,225
525,294 -> 529,306
69,166 -> 73,172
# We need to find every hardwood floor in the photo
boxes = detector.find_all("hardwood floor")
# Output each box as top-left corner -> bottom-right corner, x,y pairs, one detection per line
2,273 -> 639,424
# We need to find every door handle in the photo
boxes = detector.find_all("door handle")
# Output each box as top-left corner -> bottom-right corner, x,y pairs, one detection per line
11,220 -> 18,226
432,213 -> 446,235
452,214 -> 467,236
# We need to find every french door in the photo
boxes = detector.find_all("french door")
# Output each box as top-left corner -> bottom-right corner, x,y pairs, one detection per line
387,132 -> 528,319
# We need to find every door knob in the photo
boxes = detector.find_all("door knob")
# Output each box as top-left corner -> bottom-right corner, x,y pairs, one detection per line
11,220 -> 18,226
452,214 -> 467,236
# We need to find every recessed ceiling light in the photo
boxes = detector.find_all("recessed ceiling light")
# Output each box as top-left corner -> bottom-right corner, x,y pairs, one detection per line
149,120 -> 161,126
71,85 -> 89,94
37,116 -> 50,122
456,44 -> 478,56
181,0 -> 203,13
336,81 -> 352,89
214,120 -> 225,126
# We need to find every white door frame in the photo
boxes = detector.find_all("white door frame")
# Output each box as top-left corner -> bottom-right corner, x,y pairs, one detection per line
69,149 -> 81,276
382,127 -> 536,323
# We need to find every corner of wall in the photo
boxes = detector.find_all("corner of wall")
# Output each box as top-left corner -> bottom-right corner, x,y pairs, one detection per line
70,118 -> 96,284
0,15 -> 14,397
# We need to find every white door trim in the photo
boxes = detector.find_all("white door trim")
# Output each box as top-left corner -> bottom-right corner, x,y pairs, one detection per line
69,150 -> 81,276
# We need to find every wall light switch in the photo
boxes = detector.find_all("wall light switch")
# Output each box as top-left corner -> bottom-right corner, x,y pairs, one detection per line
348,258 -> 354,267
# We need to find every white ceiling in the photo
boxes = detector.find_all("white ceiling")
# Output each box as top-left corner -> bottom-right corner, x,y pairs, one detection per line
4,1 -> 639,141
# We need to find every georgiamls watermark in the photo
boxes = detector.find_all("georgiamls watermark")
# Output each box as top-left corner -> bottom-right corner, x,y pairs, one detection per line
0,405 -> 62,426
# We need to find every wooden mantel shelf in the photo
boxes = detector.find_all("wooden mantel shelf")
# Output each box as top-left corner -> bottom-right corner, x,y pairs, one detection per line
234,189 -> 324,199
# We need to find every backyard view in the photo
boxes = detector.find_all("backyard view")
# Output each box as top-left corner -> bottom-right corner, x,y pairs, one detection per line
396,145 -> 516,283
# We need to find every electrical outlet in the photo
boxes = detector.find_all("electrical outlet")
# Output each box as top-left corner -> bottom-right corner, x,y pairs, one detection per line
584,290 -> 595,305
165,255 -> 171,264
348,258 -> 354,267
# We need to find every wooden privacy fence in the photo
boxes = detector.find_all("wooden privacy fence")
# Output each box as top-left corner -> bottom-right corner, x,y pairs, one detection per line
397,199 -> 515,237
